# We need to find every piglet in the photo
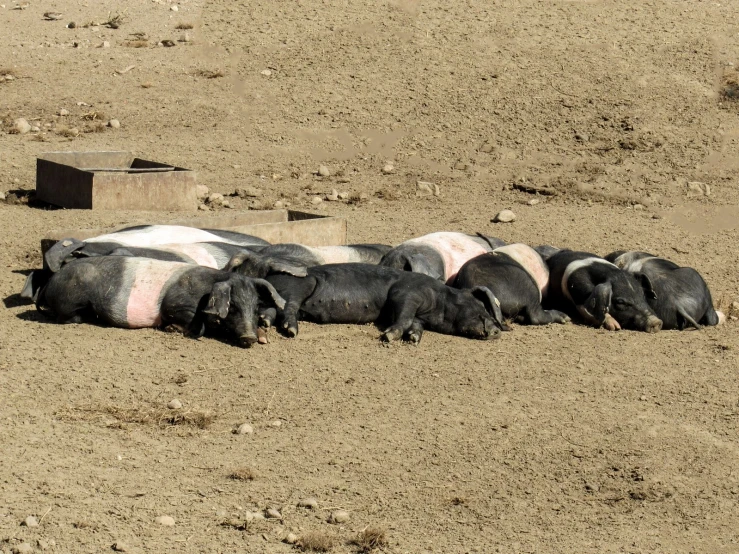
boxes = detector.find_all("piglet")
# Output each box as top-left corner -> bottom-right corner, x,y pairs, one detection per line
546,250 -> 662,332
605,251 -> 724,330
36,256 -> 285,347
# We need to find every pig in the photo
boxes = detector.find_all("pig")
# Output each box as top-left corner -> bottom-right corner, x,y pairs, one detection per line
379,232 -> 506,284
454,244 -> 570,325
260,263 -> 505,344
534,245 -> 561,261
35,256 -> 285,347
225,243 -> 392,278
605,251 -> 725,330
545,250 -> 663,332
44,225 -> 269,272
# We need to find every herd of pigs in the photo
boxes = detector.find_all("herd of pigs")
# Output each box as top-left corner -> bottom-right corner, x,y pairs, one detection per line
20,225 -> 725,347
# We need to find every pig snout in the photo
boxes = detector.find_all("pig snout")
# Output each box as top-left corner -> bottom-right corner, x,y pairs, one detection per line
239,333 -> 259,347
483,318 -> 501,340
644,315 -> 663,333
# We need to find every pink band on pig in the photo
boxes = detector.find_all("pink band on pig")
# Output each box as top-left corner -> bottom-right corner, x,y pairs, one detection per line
495,244 -> 550,298
160,243 -> 219,268
407,232 -> 488,283
125,259 -> 189,328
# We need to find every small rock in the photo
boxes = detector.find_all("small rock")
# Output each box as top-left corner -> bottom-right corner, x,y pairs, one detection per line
0,191 -> 6,201
731,301 -> 739,312
265,508 -> 281,519
359,192 -> 369,201
67,127 -> 80,137
260,69 -> 272,76
170,4 -> 179,11
100,41 -> 111,48
58,108 -> 69,116
4,74 -> 14,81
337,191 -> 349,200
155,515 -> 175,526
222,200 -> 232,209
198,203 -> 209,211
317,165 -> 331,177
178,33 -> 190,42
336,177 -> 351,184
236,186 -> 261,198
453,161 -> 468,171
492,209 -> 516,223
325,189 -> 339,201
167,399 -> 183,410
270,420 -> 282,427
632,203 -> 645,210
107,119 -> 120,129
639,395 -> 647,401
37,539 -> 52,551
13,544 -> 33,554
207,193 -> 224,206
416,181 -> 434,196
247,199 -> 264,210
13,118 -> 31,134
196,184 -> 210,200
297,497 -> 318,510
235,423 -> 253,435
30,126 -> 40,132
687,181 -> 710,196
574,131 -> 589,142
527,198 -> 540,206
161,39 -> 176,47
67,21 -> 76,28
584,482 -> 600,493
311,196 -> 323,206
23,516 -> 38,527
651,214 -> 663,220
284,533 -> 298,544
479,142 -> 495,153
112,542 -> 128,552
245,511 -> 264,521
329,509 -> 349,524
273,200 -> 285,209
382,163 -> 394,174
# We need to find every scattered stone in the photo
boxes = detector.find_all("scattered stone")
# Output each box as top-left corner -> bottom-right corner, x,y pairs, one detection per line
13,543 -> 33,554
512,179 -> 558,196
336,177 -> 351,184
155,515 -> 175,526
574,131 -> 589,142
381,163 -> 394,174
30,126 -> 40,132
196,184 -> 210,200
359,192 -> 369,201
43,11 -> 62,20
260,69 -> 272,77
416,181 -> 435,196
37,539 -> 52,551
325,189 -> 339,201
222,200 -> 232,209
100,41 -> 111,48
687,181 -> 710,196
479,141 -> 495,153
492,209 -> 516,223
284,533 -> 298,544
236,186 -> 261,198
273,200 -> 285,209
317,165 -> 331,177
161,39 -> 176,47
632,203 -> 645,211
23,516 -> 38,527
0,191 -> 6,201
207,193 -> 224,206
167,399 -> 183,410
527,198 -> 540,206
245,511 -> 264,522
311,196 -> 323,206
67,21 -> 76,28
584,481 -> 600,493
198,203 -> 209,211
297,497 -> 318,510
179,33 -> 191,43
4,74 -> 14,81
270,420 -> 282,427
453,161 -> 468,171
107,119 -> 120,129
13,118 -> 31,134
329,509 -> 349,524
170,4 -> 179,11
58,108 -> 69,116
651,213 -> 663,220
235,423 -> 253,435
265,508 -> 281,519
112,541 -> 129,552
639,395 -> 647,402
67,127 -> 80,137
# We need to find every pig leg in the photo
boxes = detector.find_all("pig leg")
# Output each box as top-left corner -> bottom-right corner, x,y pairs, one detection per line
160,299 -> 205,337
677,307 -> 701,330
524,305 -> 570,325
406,319 -> 425,345
271,276 -> 317,338
259,307 -> 277,328
602,313 -> 621,331
381,297 -> 423,342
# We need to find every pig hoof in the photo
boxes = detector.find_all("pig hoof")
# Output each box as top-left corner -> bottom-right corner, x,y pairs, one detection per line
717,310 -> 726,325
257,328 -> 269,344
381,329 -> 402,342
286,326 -> 298,338
407,331 -> 422,344
603,313 -> 621,331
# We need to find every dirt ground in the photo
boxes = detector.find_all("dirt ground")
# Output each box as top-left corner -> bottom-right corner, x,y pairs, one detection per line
2,0 -> 739,552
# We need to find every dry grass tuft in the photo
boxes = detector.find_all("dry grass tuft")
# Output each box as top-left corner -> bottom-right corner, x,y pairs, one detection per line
103,12 -> 126,29
57,403 -> 215,429
55,125 -> 80,138
122,39 -> 149,48
175,22 -> 194,30
194,68 -> 226,79
298,531 -> 336,552
351,526 -> 388,552
82,110 -> 106,121
228,467 -> 257,481
375,187 -> 401,201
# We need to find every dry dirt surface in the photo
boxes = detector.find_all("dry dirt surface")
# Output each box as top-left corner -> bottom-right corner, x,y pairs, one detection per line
2,0 -> 739,552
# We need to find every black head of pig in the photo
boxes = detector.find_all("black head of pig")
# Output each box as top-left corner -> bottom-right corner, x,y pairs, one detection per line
201,275 -> 286,347
449,286 -> 506,340
225,251 -> 308,279
588,271 -> 661,333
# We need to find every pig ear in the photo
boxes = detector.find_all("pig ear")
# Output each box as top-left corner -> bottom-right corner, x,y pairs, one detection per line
224,251 -> 252,272
203,281 -> 232,319
475,233 -> 506,250
109,247 -> 135,257
252,278 -> 286,310
20,270 -> 51,302
585,282 -> 612,321
405,254 -> 443,281
44,238 -> 86,272
637,273 -> 657,300
264,258 -> 308,277
471,286 -> 505,328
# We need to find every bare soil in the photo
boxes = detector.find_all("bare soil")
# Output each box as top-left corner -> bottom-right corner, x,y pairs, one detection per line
2,1 -> 739,552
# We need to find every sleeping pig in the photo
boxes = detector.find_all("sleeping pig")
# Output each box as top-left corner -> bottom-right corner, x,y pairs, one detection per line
261,263 -> 505,344
35,256 -> 285,347
605,250 -> 725,330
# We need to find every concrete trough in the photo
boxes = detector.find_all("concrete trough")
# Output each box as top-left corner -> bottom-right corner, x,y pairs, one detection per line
36,151 -> 197,211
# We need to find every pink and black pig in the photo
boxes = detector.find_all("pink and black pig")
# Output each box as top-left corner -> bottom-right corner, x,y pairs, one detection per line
455,244 -> 570,326
225,243 -> 392,278
35,256 -> 285,347
605,251 -> 725,330
546,250 -> 662,332
380,232 -> 506,284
